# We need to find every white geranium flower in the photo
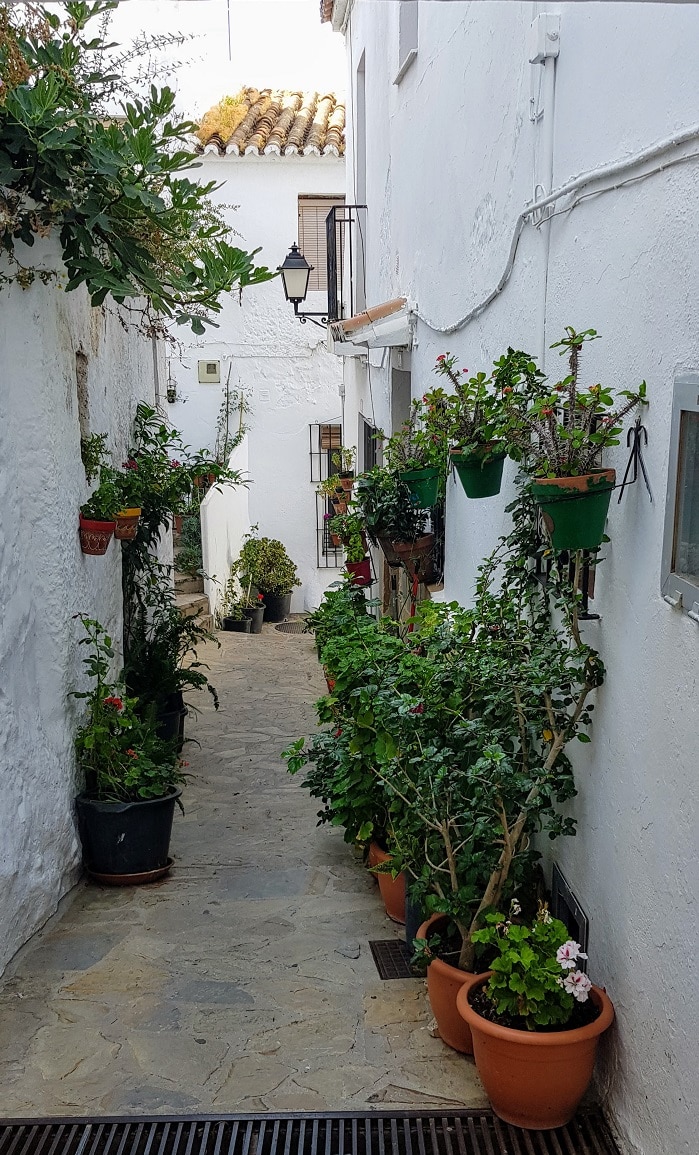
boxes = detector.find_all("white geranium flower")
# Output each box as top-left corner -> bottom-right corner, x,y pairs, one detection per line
510,899 -> 522,916
556,940 -> 587,969
563,970 -> 592,1002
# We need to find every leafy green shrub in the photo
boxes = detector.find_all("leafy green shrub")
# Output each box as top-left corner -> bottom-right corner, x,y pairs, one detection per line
232,530 -> 300,596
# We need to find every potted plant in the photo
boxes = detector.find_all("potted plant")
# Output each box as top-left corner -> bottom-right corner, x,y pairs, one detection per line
432,355 -> 507,498
383,397 -> 448,508
455,904 -> 614,1130
123,571 -> 220,747
352,468 -> 433,573
241,589 -> 266,634
79,467 -> 121,554
317,474 -> 348,514
72,615 -> 186,882
219,571 -> 252,632
500,328 -> 647,550
113,459 -> 143,540
331,445 -> 357,493
231,529 -> 301,622
330,509 -> 371,587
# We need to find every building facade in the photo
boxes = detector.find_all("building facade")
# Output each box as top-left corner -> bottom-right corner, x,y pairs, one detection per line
172,88 -> 347,613
322,3 -> 699,1152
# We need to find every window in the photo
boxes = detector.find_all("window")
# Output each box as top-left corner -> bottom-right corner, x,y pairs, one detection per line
662,375 -> 699,617
360,415 -> 380,472
298,196 -> 345,292
310,422 -> 343,568
394,1 -> 418,84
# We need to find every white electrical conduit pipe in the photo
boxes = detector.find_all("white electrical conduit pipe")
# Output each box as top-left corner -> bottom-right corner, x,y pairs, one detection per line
413,123 -> 699,336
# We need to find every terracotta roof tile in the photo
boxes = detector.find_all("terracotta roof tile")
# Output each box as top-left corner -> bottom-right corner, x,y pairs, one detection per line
320,1 -> 334,23
198,88 -> 345,157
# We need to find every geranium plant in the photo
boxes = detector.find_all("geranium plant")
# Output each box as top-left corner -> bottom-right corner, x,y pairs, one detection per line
498,327 -> 647,478
72,615 -> 185,803
472,902 -> 592,1029
330,509 -> 367,562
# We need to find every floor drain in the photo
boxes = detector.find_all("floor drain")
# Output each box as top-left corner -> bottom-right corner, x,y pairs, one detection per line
274,620 -> 308,634
369,939 -> 415,979
0,1112 -> 623,1154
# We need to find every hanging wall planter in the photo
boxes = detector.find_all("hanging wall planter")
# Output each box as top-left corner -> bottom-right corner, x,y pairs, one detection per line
451,447 -> 506,499
391,533 -> 435,579
114,507 -> 142,540
529,469 -> 615,551
456,973 -> 615,1130
79,514 -> 116,556
346,558 -> 372,587
399,466 -> 440,509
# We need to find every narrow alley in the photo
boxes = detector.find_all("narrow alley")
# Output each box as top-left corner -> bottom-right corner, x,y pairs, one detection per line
0,626 -> 487,1116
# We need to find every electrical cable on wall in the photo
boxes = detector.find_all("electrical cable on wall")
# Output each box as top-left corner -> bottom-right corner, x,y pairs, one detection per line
413,124 -> 699,337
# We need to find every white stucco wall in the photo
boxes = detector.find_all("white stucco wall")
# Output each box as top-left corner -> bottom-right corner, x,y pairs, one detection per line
339,4 -> 699,1152
200,439 -> 251,616
170,153 -> 346,611
0,239 -> 164,975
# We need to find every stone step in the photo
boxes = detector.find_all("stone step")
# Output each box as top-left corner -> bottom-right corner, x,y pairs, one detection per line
175,592 -> 210,619
174,572 -> 205,595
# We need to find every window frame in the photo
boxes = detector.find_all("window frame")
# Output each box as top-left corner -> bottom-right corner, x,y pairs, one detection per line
661,373 -> 699,618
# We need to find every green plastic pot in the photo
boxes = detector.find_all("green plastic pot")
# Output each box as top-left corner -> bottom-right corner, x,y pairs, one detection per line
529,469 -> 615,551
451,447 -> 505,499
399,466 -> 440,508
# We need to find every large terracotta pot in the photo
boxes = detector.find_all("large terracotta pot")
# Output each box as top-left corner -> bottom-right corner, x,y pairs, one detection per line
456,972 -> 615,1130
417,914 -> 475,1053
368,842 -> 405,923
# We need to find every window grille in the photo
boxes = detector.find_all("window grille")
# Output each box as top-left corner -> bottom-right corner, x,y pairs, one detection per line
662,374 -> 699,617
310,421 -> 344,568
360,415 -> 380,472
298,196 -> 345,292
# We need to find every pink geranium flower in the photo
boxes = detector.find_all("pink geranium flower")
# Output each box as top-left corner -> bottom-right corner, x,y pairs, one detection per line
563,970 -> 592,1002
556,940 -> 587,969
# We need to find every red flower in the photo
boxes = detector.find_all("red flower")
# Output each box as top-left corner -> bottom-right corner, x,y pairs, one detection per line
103,696 -> 123,711
436,354 -> 445,362
334,727 -> 343,737
541,407 -> 554,417
422,394 -> 429,403
170,459 -> 182,469
257,593 -> 264,601
410,703 -> 425,714
503,386 -> 513,394
122,459 -> 139,470
126,748 -> 138,758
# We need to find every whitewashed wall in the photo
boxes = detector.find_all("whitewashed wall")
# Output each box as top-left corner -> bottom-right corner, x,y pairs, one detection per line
0,239 -> 164,975
170,153 -> 346,611
200,439 -> 251,617
339,4 -> 699,1152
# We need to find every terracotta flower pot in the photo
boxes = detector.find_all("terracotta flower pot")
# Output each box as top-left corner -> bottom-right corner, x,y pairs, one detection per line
337,475 -> 354,493
368,841 -> 406,923
391,533 -> 435,579
456,972 -> 615,1130
114,507 -> 142,540
529,469 -> 616,551
377,536 -> 403,567
79,514 -> 116,556
416,913 -> 475,1054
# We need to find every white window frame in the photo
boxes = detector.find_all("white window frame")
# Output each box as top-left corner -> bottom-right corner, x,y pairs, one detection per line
661,373 -> 699,621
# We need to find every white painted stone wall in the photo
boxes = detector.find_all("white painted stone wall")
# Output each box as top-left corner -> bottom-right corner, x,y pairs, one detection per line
337,4 -> 699,1152
200,439 -> 251,618
169,153 -> 346,611
0,239 -> 165,975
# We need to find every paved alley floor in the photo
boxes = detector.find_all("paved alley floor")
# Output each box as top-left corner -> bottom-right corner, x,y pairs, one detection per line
0,624 -> 487,1116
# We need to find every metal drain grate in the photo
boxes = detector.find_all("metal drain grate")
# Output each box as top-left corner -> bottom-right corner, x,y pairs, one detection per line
370,939 -> 415,979
0,1112 -> 622,1155
274,620 -> 308,634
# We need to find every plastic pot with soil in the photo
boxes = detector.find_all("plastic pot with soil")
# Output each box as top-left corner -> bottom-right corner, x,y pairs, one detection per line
75,787 -> 181,883
79,514 -> 116,555
263,592 -> 292,622
528,469 -> 616,551
242,604 -> 265,633
222,616 -> 252,632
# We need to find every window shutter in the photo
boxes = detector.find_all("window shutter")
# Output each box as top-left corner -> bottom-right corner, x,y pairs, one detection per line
298,196 -> 345,291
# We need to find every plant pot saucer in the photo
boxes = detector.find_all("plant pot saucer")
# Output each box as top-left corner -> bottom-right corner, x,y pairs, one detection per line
86,857 -> 173,886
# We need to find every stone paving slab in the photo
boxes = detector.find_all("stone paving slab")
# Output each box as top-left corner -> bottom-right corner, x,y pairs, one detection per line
0,626 -> 487,1116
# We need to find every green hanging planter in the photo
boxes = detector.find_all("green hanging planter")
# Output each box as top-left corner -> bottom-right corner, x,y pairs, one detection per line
529,469 -> 616,551
399,466 -> 440,508
451,446 -> 506,499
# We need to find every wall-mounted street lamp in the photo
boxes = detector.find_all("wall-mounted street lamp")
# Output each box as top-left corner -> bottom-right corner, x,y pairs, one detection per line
278,243 -> 328,328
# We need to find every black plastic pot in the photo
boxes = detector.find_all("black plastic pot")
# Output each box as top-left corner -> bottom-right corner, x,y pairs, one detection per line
154,692 -> 187,751
223,617 -> 252,632
262,592 -> 292,622
75,787 -> 181,878
242,605 -> 265,634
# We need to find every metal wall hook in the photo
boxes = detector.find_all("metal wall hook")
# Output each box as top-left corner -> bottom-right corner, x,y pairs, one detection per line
617,417 -> 653,503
